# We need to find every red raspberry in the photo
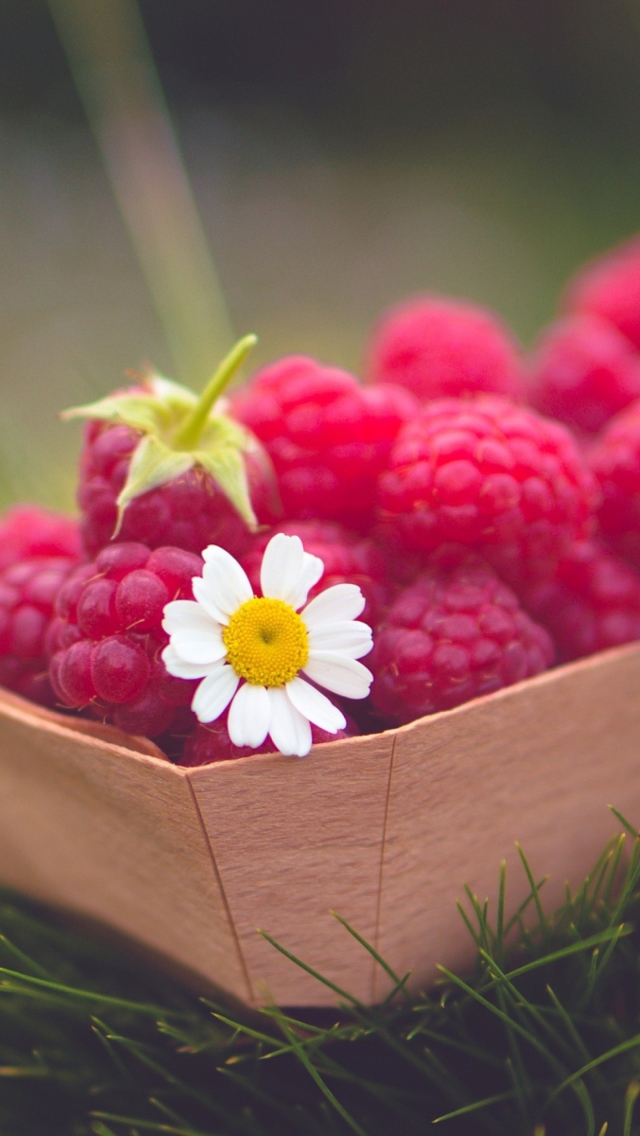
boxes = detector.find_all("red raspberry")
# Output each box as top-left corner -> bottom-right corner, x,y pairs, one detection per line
240,520 -> 389,627
66,336 -> 280,558
232,356 -> 417,529
47,542 -> 202,739
181,714 -> 357,766
369,552 -> 554,724
0,556 -> 80,707
78,419 -> 276,557
527,314 -> 640,435
524,541 -> 640,662
363,296 -> 524,403
0,505 -> 81,571
376,396 -> 599,588
589,400 -> 640,569
564,236 -> 640,350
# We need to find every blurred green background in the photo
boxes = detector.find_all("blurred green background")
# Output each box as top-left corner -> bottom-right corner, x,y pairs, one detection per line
1,0 -> 640,510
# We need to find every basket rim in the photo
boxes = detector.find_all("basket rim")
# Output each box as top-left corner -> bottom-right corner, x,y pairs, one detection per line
2,640 -> 638,778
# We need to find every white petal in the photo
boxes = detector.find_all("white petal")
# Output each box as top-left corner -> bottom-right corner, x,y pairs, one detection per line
302,584 -> 365,629
191,665 -> 239,723
192,576 -> 231,625
267,686 -> 312,757
287,552 -> 325,610
303,652 -> 373,700
286,676 -> 346,734
161,644 -> 218,680
227,683 -> 271,748
162,601 -> 227,664
162,599 -> 205,633
260,533 -> 323,608
307,620 -> 373,659
199,545 -> 253,621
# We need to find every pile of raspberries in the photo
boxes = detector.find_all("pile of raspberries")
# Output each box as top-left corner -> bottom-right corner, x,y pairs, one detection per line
4,233 -> 640,764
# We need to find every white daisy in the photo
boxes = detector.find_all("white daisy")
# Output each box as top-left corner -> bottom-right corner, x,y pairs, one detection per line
161,533 -> 374,757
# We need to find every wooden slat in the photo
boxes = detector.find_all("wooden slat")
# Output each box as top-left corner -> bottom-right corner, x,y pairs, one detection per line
189,731 -> 395,1006
375,645 -> 640,1000
0,695 -> 249,1002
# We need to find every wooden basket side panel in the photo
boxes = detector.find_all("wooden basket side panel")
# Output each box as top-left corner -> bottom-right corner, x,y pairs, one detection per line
0,708 -> 249,1002
189,731 -> 396,1007
376,647 -> 640,999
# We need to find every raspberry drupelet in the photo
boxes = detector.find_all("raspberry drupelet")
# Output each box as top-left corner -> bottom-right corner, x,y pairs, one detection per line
369,551 -> 554,724
0,555 -> 80,707
66,336 -> 279,558
0,504 -> 81,571
240,520 -> 389,628
47,542 -> 202,739
589,400 -> 640,569
181,715 -> 357,766
523,540 -> 640,663
527,314 -> 640,436
376,396 -> 599,590
231,355 -> 417,530
564,235 -> 640,351
363,295 -> 525,403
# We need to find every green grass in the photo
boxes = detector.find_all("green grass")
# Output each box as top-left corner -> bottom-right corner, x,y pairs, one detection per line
3,808 -> 640,1135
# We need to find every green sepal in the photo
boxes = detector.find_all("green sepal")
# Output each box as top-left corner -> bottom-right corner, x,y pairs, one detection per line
62,375 -> 197,437
196,412 -> 253,454
147,374 -> 198,414
63,335 -> 278,535
194,446 -> 257,528
114,435 -> 194,534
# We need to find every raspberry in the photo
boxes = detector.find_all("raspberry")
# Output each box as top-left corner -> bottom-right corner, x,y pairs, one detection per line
0,505 -> 81,571
589,400 -> 640,569
78,420 -> 276,557
0,556 -> 80,707
232,356 -> 417,529
369,552 -> 554,724
527,314 -> 640,435
181,714 -> 357,766
564,236 -> 640,351
364,296 -> 524,403
376,396 -> 599,588
240,520 -> 389,627
48,542 -> 202,739
524,541 -> 640,662
66,336 -> 280,558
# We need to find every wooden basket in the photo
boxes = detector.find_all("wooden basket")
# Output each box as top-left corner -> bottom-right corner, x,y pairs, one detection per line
2,644 -> 640,1008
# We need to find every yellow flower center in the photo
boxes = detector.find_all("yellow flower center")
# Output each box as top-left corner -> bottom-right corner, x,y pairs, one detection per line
222,597 -> 309,686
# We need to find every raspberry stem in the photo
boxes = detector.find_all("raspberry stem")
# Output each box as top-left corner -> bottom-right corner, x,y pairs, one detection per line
173,334 -> 257,451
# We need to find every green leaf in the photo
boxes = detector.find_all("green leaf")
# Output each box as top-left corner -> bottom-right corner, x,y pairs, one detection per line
432,1089 -> 515,1123
115,436 -> 194,533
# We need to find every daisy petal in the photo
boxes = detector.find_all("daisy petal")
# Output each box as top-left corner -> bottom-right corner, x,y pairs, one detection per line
268,687 -> 312,756
162,601 -> 226,664
191,665 -> 239,723
303,652 -> 373,700
307,620 -> 373,659
260,533 -> 319,606
301,583 -> 365,629
162,644 -> 218,680
192,576 -> 231,625
227,683 -> 271,748
287,551 -> 325,610
286,676 -> 346,734
199,546 -> 253,621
